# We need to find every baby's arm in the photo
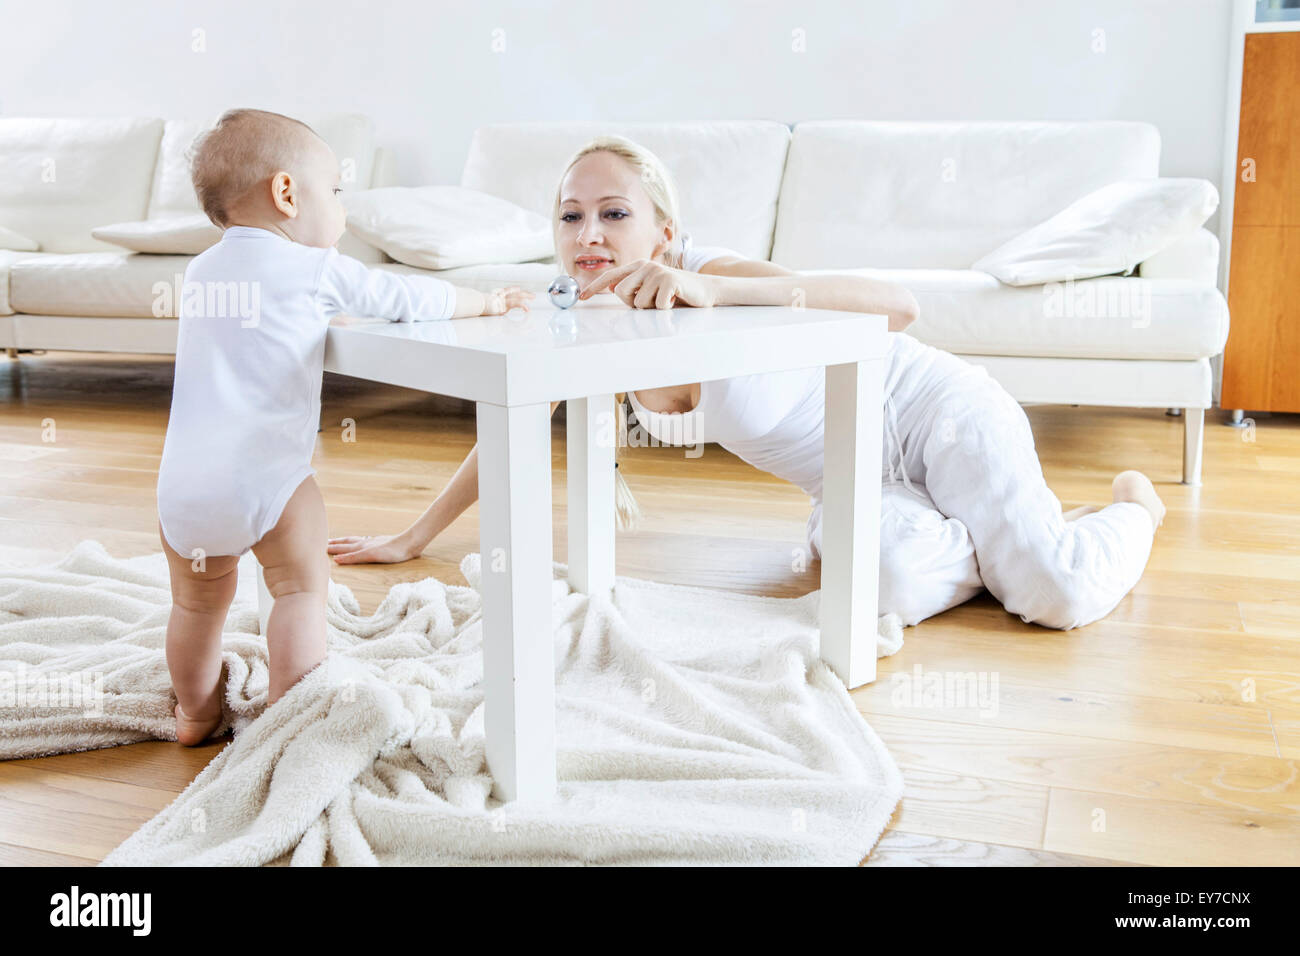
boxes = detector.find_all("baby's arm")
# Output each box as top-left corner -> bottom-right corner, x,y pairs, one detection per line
318,250 -> 532,321
447,285 -> 533,318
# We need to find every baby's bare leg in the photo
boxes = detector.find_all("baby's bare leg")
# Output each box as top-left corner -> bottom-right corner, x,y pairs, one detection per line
252,477 -> 330,704
161,526 -> 239,746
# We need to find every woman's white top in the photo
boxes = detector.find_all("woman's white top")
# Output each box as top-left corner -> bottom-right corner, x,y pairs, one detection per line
627,239 -> 971,507
157,225 -> 457,557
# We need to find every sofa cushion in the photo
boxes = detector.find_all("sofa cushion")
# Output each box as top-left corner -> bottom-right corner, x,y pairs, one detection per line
9,252 -> 192,317
7,253 -> 555,318
0,225 -> 40,252
147,120 -> 206,219
0,118 -> 164,253
972,178 -> 1219,285
774,121 -> 1161,270
0,251 -> 50,315
376,260 -> 558,295
460,121 -> 791,262
798,266 -> 1228,361
344,186 -> 553,270
91,214 -> 222,255
1137,227 -> 1220,283
147,114 -> 379,220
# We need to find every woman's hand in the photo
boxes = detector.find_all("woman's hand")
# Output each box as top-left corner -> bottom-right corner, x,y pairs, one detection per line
482,286 -> 535,316
327,532 -> 425,565
578,259 -> 718,309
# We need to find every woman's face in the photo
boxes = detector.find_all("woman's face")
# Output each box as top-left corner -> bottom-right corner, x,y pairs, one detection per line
555,150 -> 674,287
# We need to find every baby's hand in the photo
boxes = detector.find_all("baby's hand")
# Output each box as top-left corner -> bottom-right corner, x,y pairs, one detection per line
483,286 -> 534,316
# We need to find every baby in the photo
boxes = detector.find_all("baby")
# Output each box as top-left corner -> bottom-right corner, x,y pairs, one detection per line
157,108 -> 532,745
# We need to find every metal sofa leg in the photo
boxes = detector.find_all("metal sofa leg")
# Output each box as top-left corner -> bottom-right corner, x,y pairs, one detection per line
1182,407 -> 1204,486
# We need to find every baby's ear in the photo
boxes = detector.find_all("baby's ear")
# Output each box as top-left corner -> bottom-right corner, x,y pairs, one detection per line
270,170 -> 297,218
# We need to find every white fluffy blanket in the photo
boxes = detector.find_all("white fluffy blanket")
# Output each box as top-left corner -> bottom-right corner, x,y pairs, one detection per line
0,541 -> 903,865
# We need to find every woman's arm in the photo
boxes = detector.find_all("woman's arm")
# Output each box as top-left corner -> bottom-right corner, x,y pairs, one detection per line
582,255 -> 919,331
701,257 -> 919,332
328,401 -> 561,564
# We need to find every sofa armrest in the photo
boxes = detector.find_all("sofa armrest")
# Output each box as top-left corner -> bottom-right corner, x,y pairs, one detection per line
336,229 -> 386,264
369,147 -> 398,189
1137,227 -> 1219,284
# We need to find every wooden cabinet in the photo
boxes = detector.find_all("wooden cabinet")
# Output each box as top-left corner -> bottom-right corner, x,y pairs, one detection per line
1221,30 -> 1300,413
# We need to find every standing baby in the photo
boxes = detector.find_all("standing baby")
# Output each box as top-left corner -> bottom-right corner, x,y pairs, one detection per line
157,108 -> 532,745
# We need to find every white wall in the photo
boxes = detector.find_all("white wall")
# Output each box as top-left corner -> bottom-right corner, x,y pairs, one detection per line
1,0 -> 1234,219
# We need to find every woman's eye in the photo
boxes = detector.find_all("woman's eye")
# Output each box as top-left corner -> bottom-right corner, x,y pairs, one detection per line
560,212 -> 579,222
604,209 -> 627,220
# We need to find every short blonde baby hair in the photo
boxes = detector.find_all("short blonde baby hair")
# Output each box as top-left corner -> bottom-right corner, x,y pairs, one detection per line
189,108 -> 319,228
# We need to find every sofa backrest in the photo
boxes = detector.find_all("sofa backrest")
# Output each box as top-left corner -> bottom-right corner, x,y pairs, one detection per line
0,113 -> 383,254
460,121 -> 792,261
0,118 -> 163,253
147,113 -> 380,220
772,121 -> 1161,270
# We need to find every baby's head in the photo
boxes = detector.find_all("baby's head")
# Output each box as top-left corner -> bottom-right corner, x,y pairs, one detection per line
190,108 -> 346,248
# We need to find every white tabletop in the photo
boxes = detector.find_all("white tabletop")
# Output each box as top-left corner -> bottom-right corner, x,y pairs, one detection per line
324,293 -> 890,406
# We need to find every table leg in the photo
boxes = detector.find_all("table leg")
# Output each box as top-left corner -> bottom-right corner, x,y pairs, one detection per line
820,360 -> 884,689
565,394 -> 616,596
476,400 -> 557,802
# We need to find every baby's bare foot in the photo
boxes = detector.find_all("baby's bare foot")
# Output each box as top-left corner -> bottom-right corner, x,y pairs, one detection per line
1063,504 -> 1100,522
1112,470 -> 1166,531
174,698 -> 223,747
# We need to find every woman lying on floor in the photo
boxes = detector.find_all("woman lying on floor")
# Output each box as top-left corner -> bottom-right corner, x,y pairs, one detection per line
328,135 -> 1166,630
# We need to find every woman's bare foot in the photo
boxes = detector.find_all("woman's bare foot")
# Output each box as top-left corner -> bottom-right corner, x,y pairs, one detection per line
1112,469 -> 1166,531
174,697 -> 223,747
1063,504 -> 1100,522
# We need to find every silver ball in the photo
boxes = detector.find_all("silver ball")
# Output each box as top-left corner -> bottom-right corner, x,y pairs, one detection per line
547,274 -> 580,309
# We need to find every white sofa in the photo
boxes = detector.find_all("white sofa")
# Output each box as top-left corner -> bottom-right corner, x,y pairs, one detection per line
0,113 -> 393,347
0,118 -> 1227,484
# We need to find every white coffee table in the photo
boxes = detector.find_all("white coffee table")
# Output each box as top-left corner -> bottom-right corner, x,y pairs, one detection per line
255,296 -> 890,802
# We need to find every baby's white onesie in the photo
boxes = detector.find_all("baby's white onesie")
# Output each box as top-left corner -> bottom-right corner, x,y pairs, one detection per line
157,225 -> 456,558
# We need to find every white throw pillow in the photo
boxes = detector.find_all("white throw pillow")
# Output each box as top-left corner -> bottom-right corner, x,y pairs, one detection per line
343,186 -> 553,270
0,224 -> 39,251
972,178 -> 1219,286
91,214 -> 222,254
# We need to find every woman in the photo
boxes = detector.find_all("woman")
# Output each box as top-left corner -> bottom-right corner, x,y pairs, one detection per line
329,135 -> 1165,630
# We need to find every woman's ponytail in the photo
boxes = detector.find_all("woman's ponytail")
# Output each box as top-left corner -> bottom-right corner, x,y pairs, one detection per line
613,393 -> 641,531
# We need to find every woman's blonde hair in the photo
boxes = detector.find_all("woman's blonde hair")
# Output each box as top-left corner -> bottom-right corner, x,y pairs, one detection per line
551,135 -> 685,533
611,392 -> 642,532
